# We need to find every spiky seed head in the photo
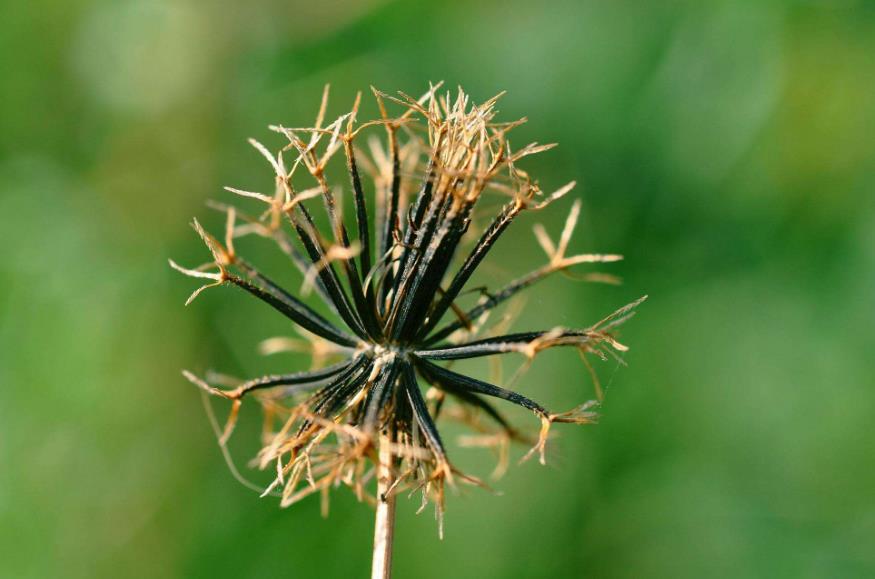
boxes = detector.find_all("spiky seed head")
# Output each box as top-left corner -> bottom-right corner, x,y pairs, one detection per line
173,84 -> 645,533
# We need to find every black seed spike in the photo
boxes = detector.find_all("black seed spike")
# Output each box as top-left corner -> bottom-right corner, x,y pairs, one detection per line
417,199 -> 521,340
285,204 -> 369,339
414,330 -> 594,361
226,275 -> 359,347
414,357 -> 548,416
424,265 -> 554,346
233,359 -> 355,398
402,362 -> 448,461
418,367 -> 519,437
343,142 -> 374,286
362,359 -> 402,431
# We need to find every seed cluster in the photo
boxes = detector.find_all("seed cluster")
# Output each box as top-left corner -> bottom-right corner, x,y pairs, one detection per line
172,85 -> 644,530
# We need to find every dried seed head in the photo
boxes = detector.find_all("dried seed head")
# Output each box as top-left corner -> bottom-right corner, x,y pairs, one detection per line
173,84 -> 645,528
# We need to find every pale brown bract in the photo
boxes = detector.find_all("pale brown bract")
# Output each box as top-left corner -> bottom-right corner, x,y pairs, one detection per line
171,84 -> 645,540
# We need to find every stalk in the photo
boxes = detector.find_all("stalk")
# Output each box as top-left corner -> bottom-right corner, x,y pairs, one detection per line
371,434 -> 396,579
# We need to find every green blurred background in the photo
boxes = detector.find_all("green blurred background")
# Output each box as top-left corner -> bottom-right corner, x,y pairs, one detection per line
2,0 -> 874,577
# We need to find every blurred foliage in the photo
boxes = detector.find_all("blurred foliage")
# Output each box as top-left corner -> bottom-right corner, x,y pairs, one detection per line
2,0 -> 874,577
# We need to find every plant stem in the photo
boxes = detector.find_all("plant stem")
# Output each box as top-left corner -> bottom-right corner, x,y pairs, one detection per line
371,434 -> 396,579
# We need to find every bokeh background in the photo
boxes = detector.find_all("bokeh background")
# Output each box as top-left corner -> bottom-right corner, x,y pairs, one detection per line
2,0 -> 874,577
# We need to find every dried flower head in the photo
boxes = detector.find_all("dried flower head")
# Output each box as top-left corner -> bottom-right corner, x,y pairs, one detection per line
172,84 -> 644,537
